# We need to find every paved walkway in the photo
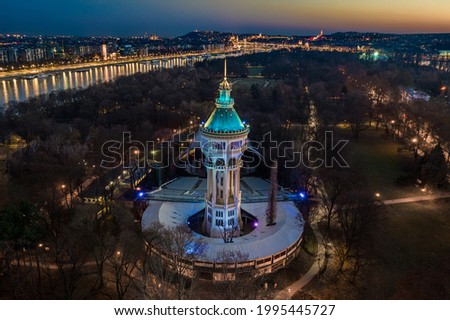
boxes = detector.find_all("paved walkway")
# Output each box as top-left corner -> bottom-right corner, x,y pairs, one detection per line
382,193 -> 450,205
275,225 -> 325,300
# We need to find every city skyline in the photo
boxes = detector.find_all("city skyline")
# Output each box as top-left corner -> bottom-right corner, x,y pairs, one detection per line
1,0 -> 450,37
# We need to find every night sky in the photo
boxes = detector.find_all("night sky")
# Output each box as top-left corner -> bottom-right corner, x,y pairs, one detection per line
2,0 -> 450,36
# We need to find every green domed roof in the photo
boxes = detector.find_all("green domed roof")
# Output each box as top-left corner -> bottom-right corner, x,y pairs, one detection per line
203,106 -> 247,134
201,59 -> 249,135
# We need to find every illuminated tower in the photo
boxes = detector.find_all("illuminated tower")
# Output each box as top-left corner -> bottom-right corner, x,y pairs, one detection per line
200,60 -> 249,238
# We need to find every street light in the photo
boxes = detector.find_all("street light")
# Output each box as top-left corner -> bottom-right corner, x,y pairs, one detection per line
390,120 -> 397,139
420,187 -> 427,200
411,138 -> 418,160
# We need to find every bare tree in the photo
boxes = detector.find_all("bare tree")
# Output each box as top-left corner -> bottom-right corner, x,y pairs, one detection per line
344,90 -> 371,142
316,169 -> 359,235
167,225 -> 205,299
335,190 -> 379,279
136,223 -> 205,300
134,223 -> 172,299
107,230 -> 139,300
214,249 -> 274,300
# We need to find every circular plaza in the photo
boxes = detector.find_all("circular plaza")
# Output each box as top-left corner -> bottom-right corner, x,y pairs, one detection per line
141,176 -> 304,280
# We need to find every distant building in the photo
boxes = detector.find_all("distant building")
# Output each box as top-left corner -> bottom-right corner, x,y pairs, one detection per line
46,47 -> 55,60
202,43 -> 225,51
120,44 -> 134,56
7,48 -> 18,63
78,45 -> 99,56
401,88 -> 431,103
308,30 -> 325,42
20,48 -> 47,62
137,46 -> 148,57
101,43 -> 107,60
0,49 -> 7,63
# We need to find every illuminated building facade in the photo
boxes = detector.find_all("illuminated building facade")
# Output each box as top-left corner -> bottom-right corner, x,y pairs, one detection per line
200,60 -> 249,238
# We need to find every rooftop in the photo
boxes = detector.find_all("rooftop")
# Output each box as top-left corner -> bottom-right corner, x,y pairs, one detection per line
202,106 -> 248,134
201,59 -> 248,135
142,176 -> 298,202
141,199 -> 303,261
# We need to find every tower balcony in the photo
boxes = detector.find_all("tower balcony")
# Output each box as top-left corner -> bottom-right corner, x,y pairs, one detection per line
204,159 -> 243,170
206,199 -> 238,209
216,97 -> 234,105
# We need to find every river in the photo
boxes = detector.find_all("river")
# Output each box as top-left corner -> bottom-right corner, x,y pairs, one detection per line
0,55 -> 206,108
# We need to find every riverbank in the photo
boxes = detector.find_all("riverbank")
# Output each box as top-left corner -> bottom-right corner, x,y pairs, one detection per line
0,48 -> 244,81
0,53 -> 197,81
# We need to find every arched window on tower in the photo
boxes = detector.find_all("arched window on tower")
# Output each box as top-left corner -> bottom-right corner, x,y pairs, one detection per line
228,158 -> 237,166
216,158 -> 225,166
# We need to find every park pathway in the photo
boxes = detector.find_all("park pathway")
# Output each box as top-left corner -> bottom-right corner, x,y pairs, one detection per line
275,225 -> 325,300
382,192 -> 450,205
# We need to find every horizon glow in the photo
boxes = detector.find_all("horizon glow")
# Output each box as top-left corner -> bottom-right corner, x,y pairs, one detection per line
1,0 -> 449,36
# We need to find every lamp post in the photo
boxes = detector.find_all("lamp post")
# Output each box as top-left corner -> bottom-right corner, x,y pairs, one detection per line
421,187 -> 426,201
390,120 -> 396,140
441,86 -> 448,104
412,138 -> 418,160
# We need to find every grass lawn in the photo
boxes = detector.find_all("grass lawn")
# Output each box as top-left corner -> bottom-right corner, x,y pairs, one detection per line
342,126 -> 423,200
303,126 -> 450,299
247,66 -> 264,78
345,127 -> 450,298
364,199 -> 450,299
303,199 -> 450,299
231,78 -> 277,90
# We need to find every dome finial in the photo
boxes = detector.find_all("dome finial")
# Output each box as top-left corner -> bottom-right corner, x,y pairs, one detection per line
219,59 -> 231,90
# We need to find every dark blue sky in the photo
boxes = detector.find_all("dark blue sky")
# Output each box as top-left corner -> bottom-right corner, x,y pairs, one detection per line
2,0 -> 449,37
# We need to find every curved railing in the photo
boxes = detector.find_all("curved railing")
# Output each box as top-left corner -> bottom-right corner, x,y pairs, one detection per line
145,235 -> 303,279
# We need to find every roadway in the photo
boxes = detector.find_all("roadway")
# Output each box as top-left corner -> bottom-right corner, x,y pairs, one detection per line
0,46 -> 278,81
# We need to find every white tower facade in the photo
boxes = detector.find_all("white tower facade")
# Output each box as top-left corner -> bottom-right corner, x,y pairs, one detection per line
200,60 -> 249,238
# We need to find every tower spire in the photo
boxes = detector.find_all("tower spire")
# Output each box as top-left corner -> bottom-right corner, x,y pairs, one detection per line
219,59 -> 231,91
224,58 -> 227,80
